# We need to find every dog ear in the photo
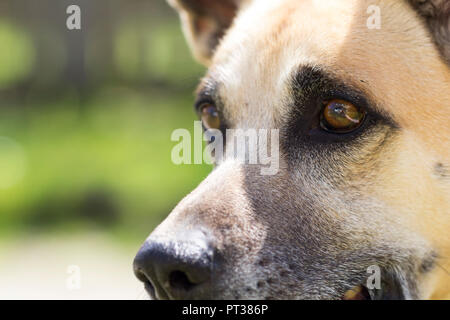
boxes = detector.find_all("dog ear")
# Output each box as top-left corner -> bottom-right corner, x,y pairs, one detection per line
167,0 -> 245,65
409,0 -> 450,64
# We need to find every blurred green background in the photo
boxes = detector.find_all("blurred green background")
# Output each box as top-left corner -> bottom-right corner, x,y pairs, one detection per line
0,0 -> 211,298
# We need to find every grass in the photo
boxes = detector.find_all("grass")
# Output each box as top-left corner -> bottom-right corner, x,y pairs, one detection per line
0,12 -> 211,242
0,86 -> 212,241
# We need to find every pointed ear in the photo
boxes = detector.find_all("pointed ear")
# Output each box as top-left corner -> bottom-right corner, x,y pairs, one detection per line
167,0 -> 245,65
409,0 -> 450,64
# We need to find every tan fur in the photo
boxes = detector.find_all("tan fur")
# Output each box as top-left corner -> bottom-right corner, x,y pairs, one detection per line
149,0 -> 450,299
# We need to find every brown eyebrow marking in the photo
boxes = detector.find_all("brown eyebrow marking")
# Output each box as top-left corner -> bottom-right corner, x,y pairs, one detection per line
419,251 -> 438,274
195,77 -> 217,96
292,65 -> 368,105
194,79 -> 218,112
434,162 -> 449,179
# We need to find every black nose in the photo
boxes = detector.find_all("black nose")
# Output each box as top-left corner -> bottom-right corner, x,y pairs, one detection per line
133,229 -> 214,299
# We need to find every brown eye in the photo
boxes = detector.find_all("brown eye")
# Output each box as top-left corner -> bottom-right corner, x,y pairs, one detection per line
200,103 -> 221,130
320,99 -> 365,133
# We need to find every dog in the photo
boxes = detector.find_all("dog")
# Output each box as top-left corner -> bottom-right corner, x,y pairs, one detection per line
133,0 -> 450,299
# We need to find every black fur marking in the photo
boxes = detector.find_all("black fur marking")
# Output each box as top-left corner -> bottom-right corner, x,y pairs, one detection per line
419,252 -> 437,273
434,162 -> 449,179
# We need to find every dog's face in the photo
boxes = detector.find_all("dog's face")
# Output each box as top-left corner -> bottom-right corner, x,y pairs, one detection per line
134,0 -> 450,299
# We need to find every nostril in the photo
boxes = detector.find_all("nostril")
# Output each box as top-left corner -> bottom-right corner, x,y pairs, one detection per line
134,267 -> 156,297
134,267 -> 148,283
169,270 -> 196,291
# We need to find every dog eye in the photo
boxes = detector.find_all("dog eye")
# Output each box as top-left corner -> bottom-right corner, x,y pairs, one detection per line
199,103 -> 220,130
320,99 -> 366,133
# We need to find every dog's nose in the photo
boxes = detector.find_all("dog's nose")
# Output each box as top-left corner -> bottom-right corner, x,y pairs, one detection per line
133,229 -> 214,299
